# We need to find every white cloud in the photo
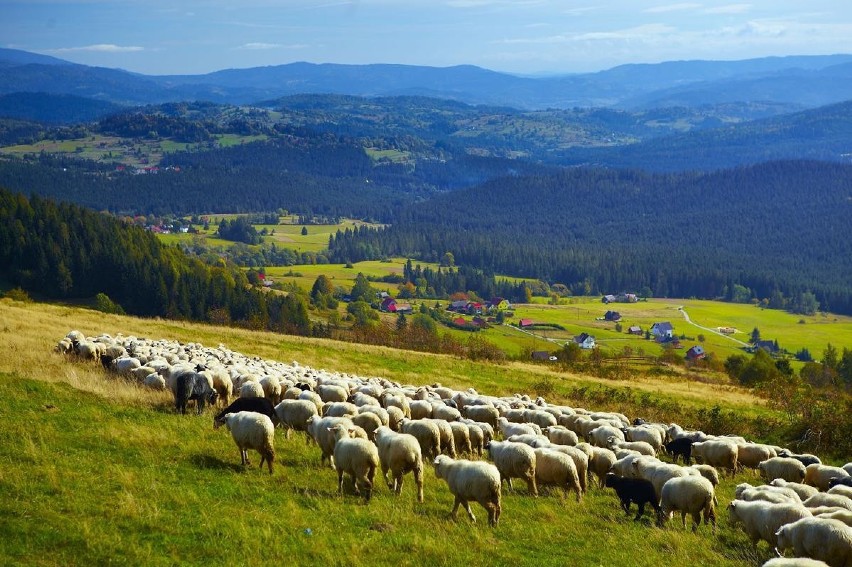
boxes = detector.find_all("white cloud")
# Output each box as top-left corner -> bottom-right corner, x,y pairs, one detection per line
703,4 -> 751,15
52,44 -> 144,53
644,3 -> 702,14
236,42 -> 309,50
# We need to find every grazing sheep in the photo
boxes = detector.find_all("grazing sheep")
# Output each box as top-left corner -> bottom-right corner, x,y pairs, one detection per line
814,511 -> 852,528
736,484 -> 802,505
486,440 -> 537,496
604,473 -> 661,521
214,411 -> 275,474
806,465 -> 851,492
623,425 -> 664,453
174,370 -> 218,415
240,381 -> 265,400
274,399 -> 319,440
588,425 -> 625,448
465,422 -> 485,456
432,403 -> 461,422
259,376 -> 282,405
399,418 -> 442,460
827,485 -> 852,499
497,417 -> 539,439
803,494 -> 852,512
298,390 -> 324,413
738,444 -> 778,471
588,447 -> 618,488
380,392 -> 411,418
691,464 -> 720,488
761,457 -> 809,483
778,450 -> 823,468
541,444 -> 589,494
692,440 -> 738,477
433,455 -> 502,527
659,475 -> 716,533
386,406 -> 406,432
761,558 -> 830,567
214,397 -> 278,428
209,369 -> 233,407
728,499 -> 812,548
322,401 -> 358,418
533,447 -> 582,502
463,405 -> 499,427
634,460 -> 696,504
544,426 -> 579,447
306,415 -> 356,467
409,400 -> 434,420
327,424 -> 380,501
143,373 -> 166,390
424,418 -> 457,457
772,479 -> 822,501
351,411 -> 383,442
775,517 -> 852,567
611,454 -> 651,478
665,437 -> 694,465
607,437 -> 656,457
374,426 -> 424,502
449,421 -> 473,456
317,384 -> 349,403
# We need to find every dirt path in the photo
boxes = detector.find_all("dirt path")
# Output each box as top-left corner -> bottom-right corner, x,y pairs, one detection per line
677,306 -> 749,347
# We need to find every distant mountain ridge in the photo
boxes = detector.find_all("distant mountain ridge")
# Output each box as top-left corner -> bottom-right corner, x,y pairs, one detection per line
1,48 -> 850,110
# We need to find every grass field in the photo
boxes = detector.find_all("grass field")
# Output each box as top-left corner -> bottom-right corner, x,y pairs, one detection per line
0,297 -> 796,566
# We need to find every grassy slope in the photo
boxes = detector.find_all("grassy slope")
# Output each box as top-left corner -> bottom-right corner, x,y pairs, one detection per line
0,298 -> 777,566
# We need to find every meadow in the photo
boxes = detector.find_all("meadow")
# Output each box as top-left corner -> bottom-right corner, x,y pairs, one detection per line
0,297 -> 817,566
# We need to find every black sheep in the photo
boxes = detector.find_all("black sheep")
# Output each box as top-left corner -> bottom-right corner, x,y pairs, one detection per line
829,476 -> 852,488
665,437 -> 694,464
174,371 -> 218,415
213,397 -> 278,427
777,450 -> 821,467
604,473 -> 662,521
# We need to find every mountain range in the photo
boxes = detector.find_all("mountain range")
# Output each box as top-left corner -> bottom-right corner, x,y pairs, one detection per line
1,47 -> 851,111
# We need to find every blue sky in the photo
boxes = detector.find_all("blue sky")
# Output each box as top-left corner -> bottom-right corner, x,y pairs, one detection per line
2,1 -> 851,75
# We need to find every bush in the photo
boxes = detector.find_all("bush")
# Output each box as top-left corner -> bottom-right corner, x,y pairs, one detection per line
94,292 -> 125,315
4,287 -> 32,302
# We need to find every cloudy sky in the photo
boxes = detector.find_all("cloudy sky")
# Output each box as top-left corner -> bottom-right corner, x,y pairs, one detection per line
2,0 -> 851,76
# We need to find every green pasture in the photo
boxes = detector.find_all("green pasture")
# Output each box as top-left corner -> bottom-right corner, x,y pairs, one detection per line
265,259 -> 434,292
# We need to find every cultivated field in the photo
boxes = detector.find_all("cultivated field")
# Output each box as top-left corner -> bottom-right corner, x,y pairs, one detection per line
0,298 -> 817,566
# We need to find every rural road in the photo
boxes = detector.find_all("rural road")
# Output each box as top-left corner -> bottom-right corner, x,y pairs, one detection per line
676,306 -> 749,347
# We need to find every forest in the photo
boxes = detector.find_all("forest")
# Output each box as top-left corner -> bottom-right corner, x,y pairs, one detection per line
328,160 -> 852,315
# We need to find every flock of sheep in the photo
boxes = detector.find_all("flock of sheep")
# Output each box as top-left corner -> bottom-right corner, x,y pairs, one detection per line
58,330 -> 852,567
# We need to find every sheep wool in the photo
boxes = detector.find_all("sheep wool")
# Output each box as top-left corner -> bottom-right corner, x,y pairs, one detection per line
775,517 -> 852,567
328,424 -> 380,501
374,426 -> 424,502
728,499 -> 812,548
660,475 -> 716,533
216,411 -> 275,474
433,455 -> 502,527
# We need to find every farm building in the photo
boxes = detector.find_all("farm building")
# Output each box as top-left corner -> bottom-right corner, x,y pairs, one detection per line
573,333 -> 596,349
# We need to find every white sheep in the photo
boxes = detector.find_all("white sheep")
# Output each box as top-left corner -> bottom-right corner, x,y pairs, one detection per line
736,483 -> 803,504
433,455 -> 502,527
775,517 -> 852,567
588,424 -> 624,448
497,417 -> 539,439
761,457 -> 809,483
386,406 -> 406,432
463,405 -> 499,427
588,447 -> 618,488
805,464 -> 851,492
486,440 -> 537,496
544,425 -> 579,446
815,510 -> 852,528
660,475 -> 716,533
607,437 -> 656,457
259,376 -> 282,405
399,418 -> 441,460
623,425 -> 664,453
214,411 -> 275,474
143,372 -> 166,390
322,401 -> 358,418
772,479 -> 822,501
728,499 -> 812,548
432,403 -> 461,422
274,399 -> 318,440
533,447 -> 582,502
306,415 -> 355,467
761,558 -> 830,567
827,485 -> 852,499
449,421 -> 473,455
737,443 -> 777,471
424,418 -> 457,457
409,399 -> 433,419
327,424 -> 380,501
691,464 -> 720,488
239,381 -> 265,399
318,384 -> 349,403
374,426 -> 424,502
803,494 -> 852,512
634,459 -> 696,504
692,440 -> 738,477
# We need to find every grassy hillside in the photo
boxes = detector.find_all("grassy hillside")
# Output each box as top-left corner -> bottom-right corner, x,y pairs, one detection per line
0,298 -> 789,566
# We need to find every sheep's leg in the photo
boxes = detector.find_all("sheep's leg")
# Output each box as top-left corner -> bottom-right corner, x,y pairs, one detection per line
414,466 -> 424,503
691,512 -> 701,533
506,477 -> 514,491
337,468 -> 344,494
395,473 -> 404,495
634,501 -> 644,521
462,500 -> 476,523
526,475 -> 538,497
450,496 -> 462,519
681,511 -> 687,529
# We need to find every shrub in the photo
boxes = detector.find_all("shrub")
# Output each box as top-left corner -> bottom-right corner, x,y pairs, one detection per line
94,292 -> 125,315
4,287 -> 32,302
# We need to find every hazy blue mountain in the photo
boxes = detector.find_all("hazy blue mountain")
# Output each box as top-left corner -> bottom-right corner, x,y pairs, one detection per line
0,92 -> 124,123
1,48 -> 850,110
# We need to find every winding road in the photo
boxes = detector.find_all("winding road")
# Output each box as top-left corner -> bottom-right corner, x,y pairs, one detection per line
676,306 -> 749,347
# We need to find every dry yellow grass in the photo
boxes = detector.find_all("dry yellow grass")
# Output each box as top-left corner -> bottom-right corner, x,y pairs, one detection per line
0,297 -> 768,416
